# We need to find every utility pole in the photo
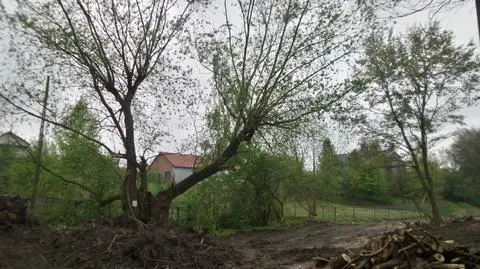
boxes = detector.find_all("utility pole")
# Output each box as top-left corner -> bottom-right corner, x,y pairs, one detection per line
476,0 -> 480,42
31,76 -> 50,211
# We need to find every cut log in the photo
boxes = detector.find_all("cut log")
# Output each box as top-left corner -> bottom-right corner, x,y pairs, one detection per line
432,253 -> 445,263
315,228 -> 479,269
430,264 -> 465,269
372,258 -> 404,269
329,253 -> 351,269
312,257 -> 330,268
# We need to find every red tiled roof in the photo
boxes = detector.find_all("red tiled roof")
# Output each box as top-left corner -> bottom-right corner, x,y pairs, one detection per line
160,152 -> 201,169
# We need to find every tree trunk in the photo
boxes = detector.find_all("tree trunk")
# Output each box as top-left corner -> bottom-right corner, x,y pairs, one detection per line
149,192 -> 172,228
426,183 -> 442,225
138,157 -> 150,221
148,127 -> 254,226
122,108 -> 138,218
420,127 -> 441,225
476,0 -> 480,41
312,199 -> 317,217
31,76 -> 50,211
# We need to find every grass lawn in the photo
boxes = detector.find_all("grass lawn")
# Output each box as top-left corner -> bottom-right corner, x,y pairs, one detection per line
283,201 -> 423,223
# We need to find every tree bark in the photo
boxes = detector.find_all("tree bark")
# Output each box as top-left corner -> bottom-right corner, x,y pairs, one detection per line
149,192 -> 172,228
476,0 -> 480,41
138,156 -> 150,221
31,76 -> 50,211
122,107 -> 138,218
427,188 -> 441,225
420,116 -> 442,225
148,127 -> 254,225
167,128 -> 253,197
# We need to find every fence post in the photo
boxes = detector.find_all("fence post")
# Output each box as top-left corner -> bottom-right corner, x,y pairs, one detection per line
373,207 -> 376,220
322,206 -> 325,220
352,206 -> 355,222
294,203 -> 296,217
176,207 -> 180,220
334,207 -> 337,223
187,206 -> 192,222
387,209 -> 390,219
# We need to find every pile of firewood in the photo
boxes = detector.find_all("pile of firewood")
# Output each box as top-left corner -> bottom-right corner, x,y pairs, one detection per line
314,229 -> 480,269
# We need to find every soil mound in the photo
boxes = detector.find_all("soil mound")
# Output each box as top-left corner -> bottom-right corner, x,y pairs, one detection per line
40,224 -> 244,269
0,195 -> 28,229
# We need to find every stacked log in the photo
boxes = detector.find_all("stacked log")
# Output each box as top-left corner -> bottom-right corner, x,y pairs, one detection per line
315,229 -> 480,269
0,195 -> 28,227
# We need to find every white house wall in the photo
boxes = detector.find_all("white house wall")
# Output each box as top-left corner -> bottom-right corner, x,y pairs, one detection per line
172,167 -> 194,183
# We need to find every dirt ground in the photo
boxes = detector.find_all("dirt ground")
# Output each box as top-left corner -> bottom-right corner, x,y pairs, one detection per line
1,220 -> 479,269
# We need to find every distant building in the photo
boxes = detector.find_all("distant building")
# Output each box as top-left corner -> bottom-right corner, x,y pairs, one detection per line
337,149 -> 406,181
149,152 -> 201,183
0,132 -> 30,158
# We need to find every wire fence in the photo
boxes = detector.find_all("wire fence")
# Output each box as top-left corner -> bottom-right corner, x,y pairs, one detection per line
170,202 -> 480,225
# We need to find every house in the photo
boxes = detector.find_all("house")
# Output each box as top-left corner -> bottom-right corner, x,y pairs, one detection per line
337,149 -> 406,182
0,132 -> 30,158
149,152 -> 201,183
337,150 -> 405,169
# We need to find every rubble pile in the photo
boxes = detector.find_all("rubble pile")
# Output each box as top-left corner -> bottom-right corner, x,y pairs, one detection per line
315,229 -> 480,269
0,195 -> 28,228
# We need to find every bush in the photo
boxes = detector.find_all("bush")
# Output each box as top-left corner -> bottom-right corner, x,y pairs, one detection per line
37,199 -> 122,226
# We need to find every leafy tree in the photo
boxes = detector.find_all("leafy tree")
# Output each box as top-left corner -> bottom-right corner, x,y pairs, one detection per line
445,128 -> 480,205
0,144 -> 32,194
356,0 -> 479,41
3,0 -> 372,225
166,0 -> 372,223
53,101 -> 120,203
355,23 -> 480,224
177,173 -> 234,231
2,0 -> 200,222
2,101 -> 122,225
214,148 -> 301,226
343,144 -> 389,203
0,145 -> 19,192
180,147 -> 303,229
318,138 -> 342,200
292,172 -> 320,217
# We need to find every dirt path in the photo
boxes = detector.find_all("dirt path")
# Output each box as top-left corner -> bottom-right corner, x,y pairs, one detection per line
225,221 -> 407,268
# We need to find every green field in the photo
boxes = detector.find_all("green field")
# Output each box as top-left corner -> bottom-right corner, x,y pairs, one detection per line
282,202 -> 424,224
171,199 -> 480,227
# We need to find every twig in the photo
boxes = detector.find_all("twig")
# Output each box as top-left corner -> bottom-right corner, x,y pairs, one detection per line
398,243 -> 417,254
129,216 -> 150,230
39,254 -> 47,262
404,231 -> 427,252
107,234 -> 119,252
342,239 -> 392,269
424,230 -> 441,248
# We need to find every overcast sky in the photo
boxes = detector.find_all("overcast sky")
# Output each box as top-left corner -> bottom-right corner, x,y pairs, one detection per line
393,1 -> 480,157
0,0 -> 479,159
